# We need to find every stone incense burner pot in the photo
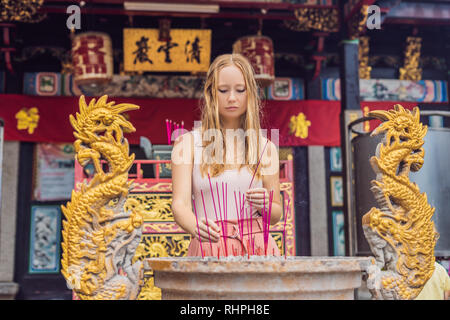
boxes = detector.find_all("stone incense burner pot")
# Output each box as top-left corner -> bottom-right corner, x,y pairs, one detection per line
145,256 -> 373,300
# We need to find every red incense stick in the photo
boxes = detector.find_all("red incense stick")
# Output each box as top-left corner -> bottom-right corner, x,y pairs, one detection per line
192,199 -> 204,258
266,190 -> 274,256
234,191 -> 244,255
283,198 -> 291,259
207,174 -> 220,224
248,139 -> 269,189
216,182 -> 228,257
200,190 -> 213,255
175,122 -> 179,140
262,192 -> 268,255
207,174 -> 223,259
223,182 -> 228,255
249,202 -> 255,256
165,119 -> 170,145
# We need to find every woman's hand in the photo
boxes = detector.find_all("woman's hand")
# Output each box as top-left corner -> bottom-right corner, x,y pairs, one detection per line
192,218 -> 221,243
245,187 -> 271,213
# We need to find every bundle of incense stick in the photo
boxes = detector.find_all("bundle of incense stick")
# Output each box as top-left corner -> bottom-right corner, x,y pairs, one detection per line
236,190 -> 249,256
165,119 -> 184,144
207,173 -> 223,259
193,180 -> 280,259
216,181 -> 228,257
248,202 -> 255,255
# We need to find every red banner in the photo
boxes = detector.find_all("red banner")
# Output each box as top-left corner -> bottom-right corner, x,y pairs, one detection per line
0,94 -> 342,146
0,94 -> 425,146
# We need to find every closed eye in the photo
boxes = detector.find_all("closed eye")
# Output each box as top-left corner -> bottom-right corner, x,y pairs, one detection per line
218,89 -> 246,93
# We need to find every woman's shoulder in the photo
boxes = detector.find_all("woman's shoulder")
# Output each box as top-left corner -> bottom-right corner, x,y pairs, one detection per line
173,130 -> 195,147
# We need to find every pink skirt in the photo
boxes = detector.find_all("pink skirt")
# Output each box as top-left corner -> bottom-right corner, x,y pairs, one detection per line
187,217 -> 281,257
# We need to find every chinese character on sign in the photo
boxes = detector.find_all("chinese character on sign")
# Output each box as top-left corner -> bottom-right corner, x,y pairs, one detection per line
72,35 -> 107,76
157,40 -> 179,63
289,112 -> 311,139
16,107 -> 40,134
185,37 -> 202,63
133,36 -> 153,65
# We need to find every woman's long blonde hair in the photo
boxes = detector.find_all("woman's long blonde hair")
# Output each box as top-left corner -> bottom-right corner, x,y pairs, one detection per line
199,53 -> 264,179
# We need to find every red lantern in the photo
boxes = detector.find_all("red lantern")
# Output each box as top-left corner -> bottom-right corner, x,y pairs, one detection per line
72,32 -> 113,86
232,35 -> 275,88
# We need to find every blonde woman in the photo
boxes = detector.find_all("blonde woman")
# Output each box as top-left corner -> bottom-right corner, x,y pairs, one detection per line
171,53 -> 282,257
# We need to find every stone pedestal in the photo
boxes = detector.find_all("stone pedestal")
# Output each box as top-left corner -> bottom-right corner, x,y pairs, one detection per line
0,142 -> 20,300
145,256 -> 373,300
0,282 -> 19,300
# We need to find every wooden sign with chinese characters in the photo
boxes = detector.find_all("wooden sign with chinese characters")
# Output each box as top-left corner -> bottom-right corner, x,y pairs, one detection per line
123,28 -> 211,72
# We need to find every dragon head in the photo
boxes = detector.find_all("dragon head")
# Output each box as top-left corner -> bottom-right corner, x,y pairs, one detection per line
370,105 -> 427,172
70,95 -> 139,143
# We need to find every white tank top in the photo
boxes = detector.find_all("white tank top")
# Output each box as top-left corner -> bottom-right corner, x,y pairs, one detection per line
191,129 -> 263,222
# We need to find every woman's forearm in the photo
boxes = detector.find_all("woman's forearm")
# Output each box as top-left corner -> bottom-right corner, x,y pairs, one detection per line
172,204 -> 197,236
269,202 -> 282,225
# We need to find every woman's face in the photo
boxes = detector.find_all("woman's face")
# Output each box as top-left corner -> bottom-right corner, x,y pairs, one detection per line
217,64 -> 248,124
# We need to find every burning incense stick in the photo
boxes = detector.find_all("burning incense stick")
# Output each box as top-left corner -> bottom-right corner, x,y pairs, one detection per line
262,192 -> 268,256
249,202 -> 255,255
225,183 -> 228,254
207,174 -> 223,259
207,174 -> 220,224
216,182 -> 228,257
192,200 -> 204,258
245,207 -> 251,257
248,139 -> 269,189
283,198 -> 291,259
240,192 -> 246,255
267,190 -> 274,255
234,191 -> 244,255
238,191 -> 243,239
165,119 -> 170,145
175,122 -> 179,140
201,190 -> 213,255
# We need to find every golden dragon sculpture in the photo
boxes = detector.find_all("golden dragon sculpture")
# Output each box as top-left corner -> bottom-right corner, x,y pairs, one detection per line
362,104 -> 439,300
61,95 -> 144,300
